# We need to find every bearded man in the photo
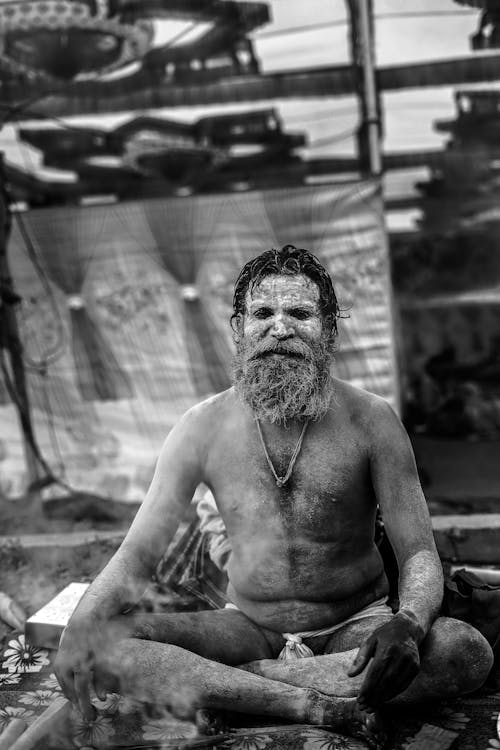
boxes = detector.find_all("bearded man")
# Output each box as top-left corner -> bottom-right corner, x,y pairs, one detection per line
55,245 -> 493,748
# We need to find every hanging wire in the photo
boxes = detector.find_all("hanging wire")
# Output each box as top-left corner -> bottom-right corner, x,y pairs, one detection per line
11,208 -> 71,484
14,212 -> 67,369
309,127 -> 357,149
254,9 -> 477,38
0,14 -> 209,136
0,346 -> 75,492
39,368 -> 70,482
1,130 -> 79,493
0,79 -> 75,128
286,107 -> 357,123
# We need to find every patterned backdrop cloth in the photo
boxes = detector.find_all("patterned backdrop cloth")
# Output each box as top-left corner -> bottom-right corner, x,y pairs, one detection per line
2,179 -> 399,500
1,629 -> 500,750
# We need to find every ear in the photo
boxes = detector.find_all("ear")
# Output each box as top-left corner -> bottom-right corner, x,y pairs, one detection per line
232,313 -> 244,343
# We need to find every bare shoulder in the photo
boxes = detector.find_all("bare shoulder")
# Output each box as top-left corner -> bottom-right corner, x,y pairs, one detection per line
151,388 -> 239,489
332,378 -> 395,421
182,387 -> 237,426
165,387 -> 238,448
331,378 -> 404,444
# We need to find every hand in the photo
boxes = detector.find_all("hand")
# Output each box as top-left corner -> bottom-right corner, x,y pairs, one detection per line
54,617 -> 105,721
347,611 -> 423,711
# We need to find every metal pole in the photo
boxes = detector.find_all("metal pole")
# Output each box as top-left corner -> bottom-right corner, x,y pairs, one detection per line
347,0 -> 383,176
0,152 -> 42,492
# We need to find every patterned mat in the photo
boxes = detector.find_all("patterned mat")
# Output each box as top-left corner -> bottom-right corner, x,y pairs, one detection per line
1,630 -> 499,750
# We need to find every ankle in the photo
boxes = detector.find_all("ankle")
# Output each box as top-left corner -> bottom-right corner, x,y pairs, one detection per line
304,689 -> 354,727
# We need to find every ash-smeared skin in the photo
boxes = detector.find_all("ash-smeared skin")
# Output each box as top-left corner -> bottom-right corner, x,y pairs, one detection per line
55,272 -> 446,724
345,404 -> 444,710
232,275 -> 334,424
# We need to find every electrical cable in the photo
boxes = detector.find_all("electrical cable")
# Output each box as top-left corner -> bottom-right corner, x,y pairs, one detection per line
13,212 -> 67,369
309,127 -> 357,149
254,10 -> 477,39
286,107 -> 357,123
39,366 -> 71,483
1,172 -> 78,494
0,81 -> 74,128
0,345 -> 74,493
375,10 -> 479,20
0,17 -> 205,137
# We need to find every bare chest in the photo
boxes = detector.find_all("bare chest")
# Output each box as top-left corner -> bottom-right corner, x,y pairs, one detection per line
205,423 -> 374,541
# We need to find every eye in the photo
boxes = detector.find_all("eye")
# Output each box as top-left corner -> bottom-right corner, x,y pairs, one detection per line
253,307 -> 273,319
289,308 -> 312,320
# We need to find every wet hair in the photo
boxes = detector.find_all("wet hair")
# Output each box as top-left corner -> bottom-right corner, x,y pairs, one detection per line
231,244 -> 340,337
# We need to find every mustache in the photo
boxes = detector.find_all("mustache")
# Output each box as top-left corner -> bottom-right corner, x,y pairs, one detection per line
248,340 -> 312,360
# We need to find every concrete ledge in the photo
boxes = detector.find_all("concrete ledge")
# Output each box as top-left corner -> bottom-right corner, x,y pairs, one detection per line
0,531 -> 127,619
432,513 -> 500,564
2,515 -> 500,573
0,530 -> 127,549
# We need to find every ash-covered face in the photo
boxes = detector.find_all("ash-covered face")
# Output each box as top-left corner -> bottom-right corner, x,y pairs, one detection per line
232,274 -> 335,423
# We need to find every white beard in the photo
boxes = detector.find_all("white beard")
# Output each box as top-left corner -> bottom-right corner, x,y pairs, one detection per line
232,336 -> 334,424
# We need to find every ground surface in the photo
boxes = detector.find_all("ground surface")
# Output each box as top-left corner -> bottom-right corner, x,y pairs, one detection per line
0,492 -> 139,648
1,456 -> 500,749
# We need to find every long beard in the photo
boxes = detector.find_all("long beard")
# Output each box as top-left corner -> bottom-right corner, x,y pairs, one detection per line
232,335 -> 334,424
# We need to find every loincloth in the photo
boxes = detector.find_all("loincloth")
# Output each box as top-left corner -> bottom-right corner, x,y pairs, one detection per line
225,597 -> 392,661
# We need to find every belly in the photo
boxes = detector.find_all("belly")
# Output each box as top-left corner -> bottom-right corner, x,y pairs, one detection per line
226,542 -> 388,632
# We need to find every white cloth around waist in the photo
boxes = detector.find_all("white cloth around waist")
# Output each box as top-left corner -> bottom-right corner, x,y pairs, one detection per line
225,596 -> 393,660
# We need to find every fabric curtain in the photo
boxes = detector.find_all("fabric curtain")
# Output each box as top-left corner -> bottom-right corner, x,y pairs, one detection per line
140,196 -> 232,396
2,180 -> 397,500
14,211 -> 133,402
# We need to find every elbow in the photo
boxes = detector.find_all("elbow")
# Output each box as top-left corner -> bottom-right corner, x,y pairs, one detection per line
402,546 -> 443,574
114,543 -> 154,583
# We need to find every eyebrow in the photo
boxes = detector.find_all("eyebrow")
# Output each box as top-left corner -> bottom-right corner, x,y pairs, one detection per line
248,299 -> 318,311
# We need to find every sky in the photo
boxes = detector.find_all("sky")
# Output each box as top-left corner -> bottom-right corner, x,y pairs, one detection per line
0,0 -> 494,230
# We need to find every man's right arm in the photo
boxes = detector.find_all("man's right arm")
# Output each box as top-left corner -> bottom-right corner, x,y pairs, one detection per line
54,403 -> 207,716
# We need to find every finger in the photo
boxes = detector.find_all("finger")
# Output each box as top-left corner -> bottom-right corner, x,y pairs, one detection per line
361,666 -> 415,709
93,667 -> 108,702
375,659 -> 420,705
357,652 -> 393,709
359,655 -> 419,709
74,671 -> 96,722
95,684 -> 107,702
347,638 -> 375,677
54,666 -> 78,706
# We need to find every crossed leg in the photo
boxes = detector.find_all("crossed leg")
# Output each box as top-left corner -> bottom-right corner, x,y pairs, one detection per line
242,614 -> 494,706
90,608 -> 382,744
87,607 -> 493,750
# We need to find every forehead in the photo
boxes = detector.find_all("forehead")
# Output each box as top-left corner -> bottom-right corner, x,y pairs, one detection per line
246,274 -> 320,307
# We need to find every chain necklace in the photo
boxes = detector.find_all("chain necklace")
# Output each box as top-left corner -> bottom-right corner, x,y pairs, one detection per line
255,418 -> 310,488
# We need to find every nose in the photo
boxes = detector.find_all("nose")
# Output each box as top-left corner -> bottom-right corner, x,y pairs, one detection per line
270,314 -> 294,340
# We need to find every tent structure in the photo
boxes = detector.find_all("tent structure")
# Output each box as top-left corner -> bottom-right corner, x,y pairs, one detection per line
1,179 -> 397,499
2,0 -> 500,495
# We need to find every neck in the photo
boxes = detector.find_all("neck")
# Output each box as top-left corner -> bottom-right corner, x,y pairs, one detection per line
256,414 -> 308,433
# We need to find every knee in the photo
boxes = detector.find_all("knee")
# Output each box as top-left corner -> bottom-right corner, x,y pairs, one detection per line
424,617 -> 494,695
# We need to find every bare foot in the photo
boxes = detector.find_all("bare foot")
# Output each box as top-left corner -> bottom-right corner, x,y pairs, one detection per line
306,689 -> 387,750
350,704 -> 388,750
195,708 -> 231,736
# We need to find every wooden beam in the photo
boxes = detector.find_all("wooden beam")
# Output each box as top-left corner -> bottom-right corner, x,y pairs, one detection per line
5,53 -> 500,119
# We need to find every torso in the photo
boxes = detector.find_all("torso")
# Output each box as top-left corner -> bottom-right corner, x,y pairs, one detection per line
200,381 -> 388,633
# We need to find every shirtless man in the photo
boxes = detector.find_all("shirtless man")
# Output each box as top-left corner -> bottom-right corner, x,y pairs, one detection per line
55,245 -> 493,745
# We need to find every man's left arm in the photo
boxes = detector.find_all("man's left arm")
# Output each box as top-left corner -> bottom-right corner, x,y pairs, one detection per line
348,397 -> 443,709
374,398 -> 443,634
